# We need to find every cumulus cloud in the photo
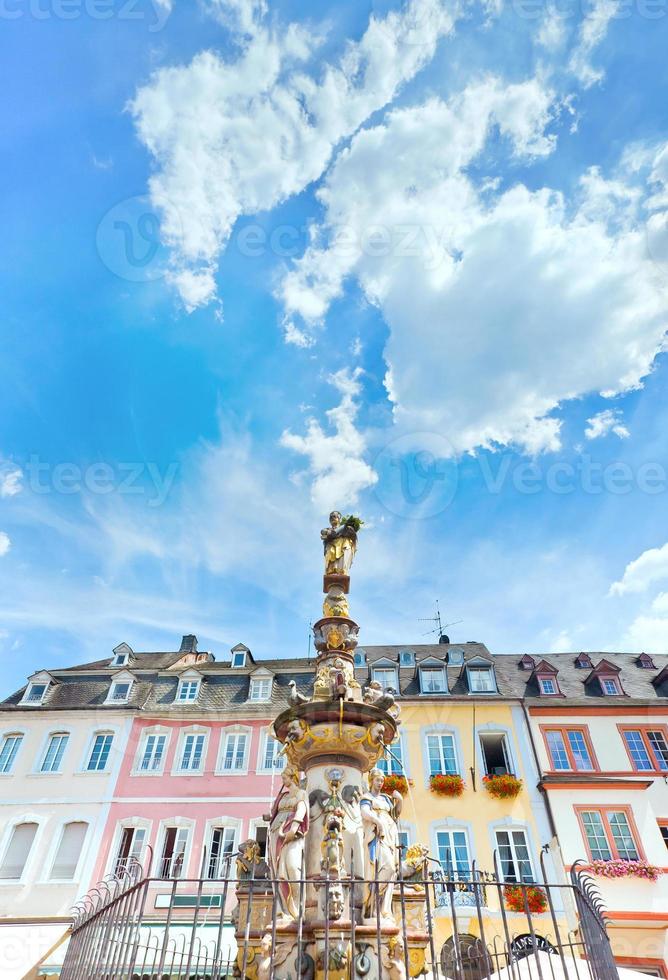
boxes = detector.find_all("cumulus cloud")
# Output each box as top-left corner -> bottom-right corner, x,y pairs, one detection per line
0,532 -> 10,557
609,542 -> 668,596
584,409 -> 630,441
131,0 -> 458,310
281,368 -> 378,510
622,592 -> 668,652
0,463 -> 22,498
568,0 -> 618,87
279,83 -> 668,455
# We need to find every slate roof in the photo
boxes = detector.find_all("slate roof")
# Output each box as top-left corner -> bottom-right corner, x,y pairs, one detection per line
2,642 -> 666,713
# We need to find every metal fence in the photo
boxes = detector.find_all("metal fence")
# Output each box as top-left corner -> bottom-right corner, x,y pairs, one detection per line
60,851 -> 619,980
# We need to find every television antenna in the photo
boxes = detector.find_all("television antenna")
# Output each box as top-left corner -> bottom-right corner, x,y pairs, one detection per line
419,600 -> 462,642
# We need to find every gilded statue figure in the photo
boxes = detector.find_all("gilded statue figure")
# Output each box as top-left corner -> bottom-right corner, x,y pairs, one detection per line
359,767 -> 403,923
266,765 -> 309,921
321,511 -> 358,577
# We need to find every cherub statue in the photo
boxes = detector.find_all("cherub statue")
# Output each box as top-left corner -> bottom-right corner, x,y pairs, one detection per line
321,511 -> 358,577
321,814 -> 345,877
382,936 -> 407,980
256,933 -> 273,980
236,839 -> 269,880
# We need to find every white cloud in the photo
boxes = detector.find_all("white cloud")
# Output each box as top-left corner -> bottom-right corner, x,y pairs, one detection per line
279,83 -> 668,455
131,0 -> 458,310
0,463 -> 22,498
281,368 -> 378,510
610,542 -> 668,596
568,0 -> 617,88
622,605 -> 668,653
0,532 -> 10,557
584,408 -> 630,441
548,629 -> 573,653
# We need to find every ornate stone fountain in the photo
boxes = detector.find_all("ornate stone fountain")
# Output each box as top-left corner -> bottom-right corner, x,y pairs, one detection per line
234,513 -> 432,979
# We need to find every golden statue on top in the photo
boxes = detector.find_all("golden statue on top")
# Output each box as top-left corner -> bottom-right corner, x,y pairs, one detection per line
321,511 -> 363,578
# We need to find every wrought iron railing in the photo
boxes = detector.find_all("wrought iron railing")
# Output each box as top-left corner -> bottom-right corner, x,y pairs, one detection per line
60,849 -> 619,980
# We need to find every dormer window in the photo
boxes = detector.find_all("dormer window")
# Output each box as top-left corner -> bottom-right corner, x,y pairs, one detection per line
372,665 -> 398,692
539,677 -> 558,695
353,650 -> 366,667
519,655 -> 535,670
601,676 -> 621,696
105,671 -> 135,705
399,649 -> 415,667
447,649 -> 464,666
465,660 -> 497,693
111,642 -> 133,668
24,683 -> 47,705
531,660 -> 562,697
20,672 -> 53,706
419,660 -> 447,694
108,682 -> 131,703
176,679 -> 200,703
575,653 -> 592,669
637,653 -> 656,669
249,677 -> 272,702
231,644 -> 249,668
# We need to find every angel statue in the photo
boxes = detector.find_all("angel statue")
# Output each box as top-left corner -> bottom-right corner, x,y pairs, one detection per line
265,765 -> 309,922
360,767 -> 403,924
321,511 -> 361,577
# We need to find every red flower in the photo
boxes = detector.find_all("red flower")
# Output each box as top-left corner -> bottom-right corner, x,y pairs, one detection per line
503,885 -> 548,914
429,774 -> 465,797
380,774 -> 410,796
483,774 -> 523,800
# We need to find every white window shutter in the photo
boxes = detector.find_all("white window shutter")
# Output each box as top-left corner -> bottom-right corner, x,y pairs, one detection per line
0,823 -> 38,879
51,822 -> 88,880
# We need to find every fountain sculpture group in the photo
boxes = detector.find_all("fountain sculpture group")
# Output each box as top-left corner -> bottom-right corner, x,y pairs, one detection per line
233,512 -> 432,979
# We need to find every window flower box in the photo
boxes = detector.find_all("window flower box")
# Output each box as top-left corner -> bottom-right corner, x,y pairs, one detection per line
429,774 -> 465,797
381,773 -> 411,796
483,773 -> 523,800
585,860 -> 661,882
503,884 -> 548,914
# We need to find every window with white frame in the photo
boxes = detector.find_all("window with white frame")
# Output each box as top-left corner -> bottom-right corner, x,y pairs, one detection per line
220,732 -> 248,772
261,734 -> 285,772
378,737 -> 404,775
467,666 -> 495,693
420,666 -> 447,694
158,826 -> 189,879
0,734 -> 23,774
231,650 -> 247,668
87,733 -> 114,772
495,829 -> 534,882
114,827 -> 146,874
50,822 -> 88,880
40,733 -> 69,773
138,733 -> 167,772
112,652 -> 129,667
372,666 -> 398,691
400,649 -> 415,666
176,678 -> 200,703
249,677 -> 272,702
538,677 -> 558,695
179,733 -> 206,772
206,826 -> 237,878
23,683 -> 48,704
601,676 -> 622,695
427,733 -> 458,776
436,829 -> 471,880
0,822 -> 38,880
108,681 -> 132,703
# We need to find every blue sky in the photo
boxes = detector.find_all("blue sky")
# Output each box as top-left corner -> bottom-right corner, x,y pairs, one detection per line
1,0 -> 668,696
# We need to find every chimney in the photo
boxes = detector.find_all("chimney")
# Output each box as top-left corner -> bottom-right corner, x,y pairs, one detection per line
180,634 -> 198,653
